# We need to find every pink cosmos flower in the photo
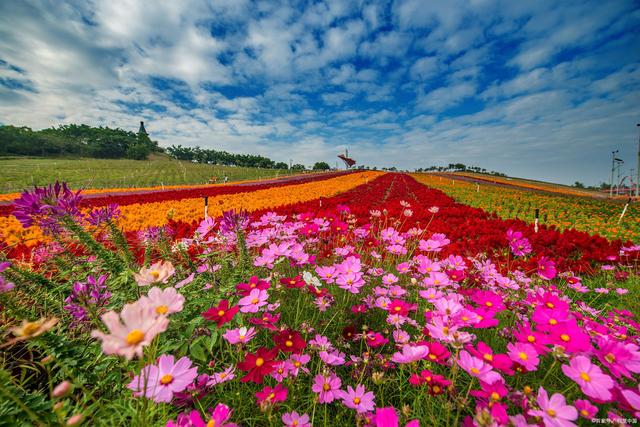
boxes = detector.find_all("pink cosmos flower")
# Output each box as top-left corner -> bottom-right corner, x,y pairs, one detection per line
315,266 -> 337,284
335,271 -> 365,294
507,342 -> 539,372
312,372 -> 342,403
286,353 -> 311,376
141,286 -> 184,317
208,366 -> 235,386
133,260 -> 175,286
595,337 -> 640,378
561,356 -> 614,401
223,327 -> 257,345
91,300 -> 169,360
528,387 -> 577,427
238,289 -> 269,313
128,354 -> 198,403
319,350 -> 346,366
458,351 -> 502,384
391,345 -> 429,364
282,411 -> 310,427
340,384 -> 375,413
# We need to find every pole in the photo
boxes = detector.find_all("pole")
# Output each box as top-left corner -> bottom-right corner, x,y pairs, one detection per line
619,198 -> 631,224
204,197 -> 209,219
636,124 -> 640,197
610,150 -> 617,198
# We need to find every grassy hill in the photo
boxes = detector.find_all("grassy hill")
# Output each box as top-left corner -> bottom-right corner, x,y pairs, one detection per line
0,154 -> 299,193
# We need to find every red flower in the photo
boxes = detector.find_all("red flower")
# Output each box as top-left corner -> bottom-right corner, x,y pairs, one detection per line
280,276 -> 305,289
238,347 -> 278,383
249,312 -> 281,331
255,383 -> 288,406
273,329 -> 306,353
201,300 -> 239,327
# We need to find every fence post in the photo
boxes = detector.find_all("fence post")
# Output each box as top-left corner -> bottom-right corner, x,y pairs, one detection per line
534,209 -> 539,233
618,198 -> 631,224
204,197 -> 209,219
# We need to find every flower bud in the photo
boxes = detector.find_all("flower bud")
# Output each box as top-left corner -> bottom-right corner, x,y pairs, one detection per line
53,402 -> 64,411
66,414 -> 84,426
53,381 -> 72,398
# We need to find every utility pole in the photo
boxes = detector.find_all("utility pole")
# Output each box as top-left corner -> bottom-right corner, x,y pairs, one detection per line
611,150 -> 618,198
636,123 -> 640,197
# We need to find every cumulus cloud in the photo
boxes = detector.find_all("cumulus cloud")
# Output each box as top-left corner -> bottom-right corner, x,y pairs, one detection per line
0,0 -> 638,185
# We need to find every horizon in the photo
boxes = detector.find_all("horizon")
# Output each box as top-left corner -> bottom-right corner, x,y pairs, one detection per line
1,1 -> 639,186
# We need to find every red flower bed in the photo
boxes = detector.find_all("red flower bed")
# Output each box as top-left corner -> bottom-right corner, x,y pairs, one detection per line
0,171 -> 353,217
165,173 -> 627,274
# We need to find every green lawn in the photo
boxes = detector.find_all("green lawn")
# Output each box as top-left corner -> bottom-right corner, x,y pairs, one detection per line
0,155 -> 299,193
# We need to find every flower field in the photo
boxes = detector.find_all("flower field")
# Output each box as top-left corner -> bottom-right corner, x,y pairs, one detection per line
413,174 -> 640,243
0,173 -> 639,426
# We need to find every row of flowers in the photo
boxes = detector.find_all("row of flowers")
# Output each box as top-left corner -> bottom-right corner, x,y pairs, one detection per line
0,172 -> 381,254
2,172 -> 637,426
450,172 -> 603,198
411,174 -> 639,243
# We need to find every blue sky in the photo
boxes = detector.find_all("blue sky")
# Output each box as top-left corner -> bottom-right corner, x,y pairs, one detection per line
0,0 -> 639,185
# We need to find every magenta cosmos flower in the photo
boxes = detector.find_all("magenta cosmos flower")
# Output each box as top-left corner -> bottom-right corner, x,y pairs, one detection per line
561,356 -> 614,401
528,387 -> 577,427
311,372 -> 342,403
91,300 -> 169,360
128,354 -> 198,403
536,257 -> 557,280
282,411 -> 310,427
167,403 -> 238,427
340,384 -> 375,413
507,342 -> 539,372
374,407 -> 419,427
238,289 -> 269,313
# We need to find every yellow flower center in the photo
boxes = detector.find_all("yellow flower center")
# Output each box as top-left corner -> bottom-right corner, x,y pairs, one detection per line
483,354 -> 493,362
160,374 -> 173,385
394,306 -> 402,312
442,327 -> 449,335
255,357 -> 264,367
323,383 -> 330,391
518,352 -> 528,361
579,372 -> 591,382
207,420 -> 216,427
294,361 -> 301,367
126,329 -> 145,345
527,335 -> 535,343
285,340 -> 294,347
485,302 -> 493,307
353,397 -> 361,405
580,410 -> 589,417
490,392 -> 500,401
549,319 -> 557,325
239,335 -> 246,340
155,305 -> 169,315
560,334 -> 570,342
546,302 -> 554,308
217,310 -> 225,317
429,354 -> 436,360
470,367 -> 480,374
547,409 -> 556,417
150,270 -> 160,279
269,392 -> 276,400
251,298 -> 259,304
605,353 -> 616,363
432,385 -> 441,393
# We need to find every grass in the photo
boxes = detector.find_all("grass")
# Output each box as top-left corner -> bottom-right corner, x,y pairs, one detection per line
0,155 -> 300,193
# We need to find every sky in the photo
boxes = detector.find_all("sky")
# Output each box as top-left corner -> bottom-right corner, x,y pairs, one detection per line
0,0 -> 639,185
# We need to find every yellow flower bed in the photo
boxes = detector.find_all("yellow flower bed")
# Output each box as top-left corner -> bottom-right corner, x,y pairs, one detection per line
412,173 -> 639,242
0,171 -> 383,247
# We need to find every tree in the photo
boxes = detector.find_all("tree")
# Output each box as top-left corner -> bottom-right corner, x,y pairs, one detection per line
291,164 -> 306,171
274,162 -> 289,170
573,181 -> 585,188
312,161 -> 331,171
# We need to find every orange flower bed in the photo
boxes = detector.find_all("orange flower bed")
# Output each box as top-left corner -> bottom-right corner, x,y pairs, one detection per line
0,171 -> 383,247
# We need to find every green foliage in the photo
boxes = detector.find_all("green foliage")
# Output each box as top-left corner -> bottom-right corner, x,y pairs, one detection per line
0,124 -> 161,160
312,161 -> 331,171
167,145 -> 279,169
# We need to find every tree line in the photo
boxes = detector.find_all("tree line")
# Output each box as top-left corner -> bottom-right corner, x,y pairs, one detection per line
166,145 -> 332,171
0,124 -> 159,160
416,163 -> 507,177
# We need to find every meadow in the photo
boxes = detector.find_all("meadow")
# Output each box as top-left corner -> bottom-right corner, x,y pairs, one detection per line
0,172 -> 638,427
0,155 -> 297,194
